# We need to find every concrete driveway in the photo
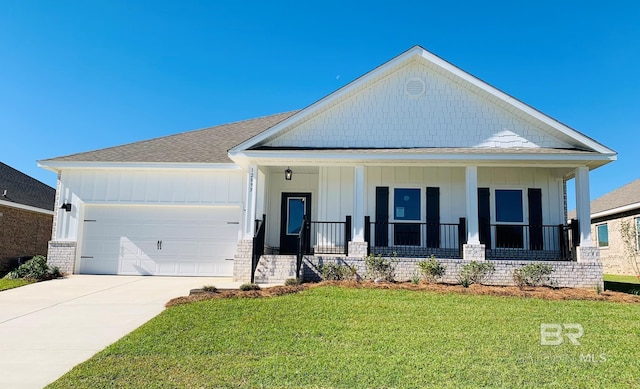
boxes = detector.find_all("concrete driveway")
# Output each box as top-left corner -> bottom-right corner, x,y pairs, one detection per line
0,275 -> 240,388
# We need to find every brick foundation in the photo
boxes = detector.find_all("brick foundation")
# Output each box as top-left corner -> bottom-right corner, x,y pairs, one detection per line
47,241 -> 77,274
232,239 -> 253,282
302,256 -> 603,289
463,243 -> 486,261
347,241 -> 368,257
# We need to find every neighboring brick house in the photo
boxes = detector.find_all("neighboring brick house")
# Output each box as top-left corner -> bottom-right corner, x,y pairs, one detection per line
569,179 -> 640,276
0,162 -> 55,273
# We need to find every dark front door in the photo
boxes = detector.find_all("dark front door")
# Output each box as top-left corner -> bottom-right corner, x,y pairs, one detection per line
279,193 -> 311,254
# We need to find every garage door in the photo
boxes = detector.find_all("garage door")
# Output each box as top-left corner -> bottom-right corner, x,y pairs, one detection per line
78,205 -> 240,276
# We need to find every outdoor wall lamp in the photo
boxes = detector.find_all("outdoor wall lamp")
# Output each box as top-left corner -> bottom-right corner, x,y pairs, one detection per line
285,167 -> 292,181
60,203 -> 72,212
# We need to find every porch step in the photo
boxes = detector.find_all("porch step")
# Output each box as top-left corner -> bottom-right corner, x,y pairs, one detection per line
254,255 -> 297,284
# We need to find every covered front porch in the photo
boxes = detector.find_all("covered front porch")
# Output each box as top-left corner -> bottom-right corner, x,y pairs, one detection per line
241,163 -> 594,282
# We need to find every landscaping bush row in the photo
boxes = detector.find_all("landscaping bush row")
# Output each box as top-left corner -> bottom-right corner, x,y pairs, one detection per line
315,255 -> 556,289
3,255 -> 62,281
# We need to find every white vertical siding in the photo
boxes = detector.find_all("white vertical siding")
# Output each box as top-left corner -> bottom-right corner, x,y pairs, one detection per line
264,171 -> 319,248
56,168 -> 245,240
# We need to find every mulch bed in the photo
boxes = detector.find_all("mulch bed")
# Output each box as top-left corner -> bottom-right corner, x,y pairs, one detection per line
166,280 -> 640,307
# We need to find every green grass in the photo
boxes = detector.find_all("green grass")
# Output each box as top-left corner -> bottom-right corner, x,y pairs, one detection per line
604,274 -> 640,284
49,286 -> 640,388
0,278 -> 33,291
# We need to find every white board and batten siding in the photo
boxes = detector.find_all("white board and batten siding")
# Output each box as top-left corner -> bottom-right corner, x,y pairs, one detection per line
57,169 -> 245,276
313,166 -> 565,226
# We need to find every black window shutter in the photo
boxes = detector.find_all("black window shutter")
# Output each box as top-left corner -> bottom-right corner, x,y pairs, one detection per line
426,187 -> 440,248
375,187 -> 389,246
528,188 -> 543,250
478,188 -> 491,247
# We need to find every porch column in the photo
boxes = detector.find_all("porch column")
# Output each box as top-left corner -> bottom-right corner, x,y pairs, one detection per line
348,165 -> 368,257
353,165 -> 365,241
465,166 -> 480,244
574,166 -> 593,246
463,165 -> 485,260
574,166 -> 599,262
243,164 -> 258,239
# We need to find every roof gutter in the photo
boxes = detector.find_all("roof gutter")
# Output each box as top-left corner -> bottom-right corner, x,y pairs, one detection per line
590,202 -> 640,220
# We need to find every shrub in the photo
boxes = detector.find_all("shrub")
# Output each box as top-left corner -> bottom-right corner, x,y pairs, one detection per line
411,274 -> 420,285
5,256 -> 62,281
239,283 -> 261,291
202,285 -> 218,293
319,263 -> 357,281
512,263 -> 554,288
458,261 -> 495,286
285,278 -> 301,286
417,257 -> 447,283
365,254 -> 395,282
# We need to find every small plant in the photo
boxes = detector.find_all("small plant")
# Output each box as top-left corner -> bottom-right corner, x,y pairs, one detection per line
239,283 -> 261,291
594,283 -> 603,295
417,256 -> 447,283
285,278 -> 301,286
365,254 -> 395,282
202,285 -> 218,293
512,263 -> 554,288
319,263 -> 357,281
411,273 -> 420,285
458,261 -> 495,286
5,255 -> 62,281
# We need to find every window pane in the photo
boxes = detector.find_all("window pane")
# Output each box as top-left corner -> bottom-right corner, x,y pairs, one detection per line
597,224 -> 608,247
287,198 -> 305,235
394,189 -> 420,220
495,190 -> 523,223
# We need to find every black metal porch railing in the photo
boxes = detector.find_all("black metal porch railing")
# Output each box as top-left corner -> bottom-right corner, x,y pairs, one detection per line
308,216 -> 352,255
296,216 -> 352,278
365,217 -> 466,258
485,221 -> 578,260
251,214 -> 266,283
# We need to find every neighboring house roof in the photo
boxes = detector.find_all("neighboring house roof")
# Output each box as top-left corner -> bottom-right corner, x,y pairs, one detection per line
0,162 -> 56,211
568,178 -> 640,219
40,111 -> 298,164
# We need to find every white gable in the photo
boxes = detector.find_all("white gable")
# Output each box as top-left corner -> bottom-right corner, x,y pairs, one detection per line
262,60 -> 573,149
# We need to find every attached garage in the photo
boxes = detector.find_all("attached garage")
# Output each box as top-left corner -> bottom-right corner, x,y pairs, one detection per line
78,205 -> 240,276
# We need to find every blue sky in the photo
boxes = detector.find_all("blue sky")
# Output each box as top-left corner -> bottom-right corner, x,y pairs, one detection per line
1,1 -> 638,209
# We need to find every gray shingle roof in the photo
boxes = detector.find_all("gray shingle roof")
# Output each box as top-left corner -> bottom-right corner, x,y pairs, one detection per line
0,163 -> 56,210
42,111 -> 299,164
568,178 -> 640,218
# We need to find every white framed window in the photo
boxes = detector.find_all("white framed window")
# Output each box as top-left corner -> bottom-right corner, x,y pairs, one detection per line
597,223 -> 609,248
494,189 -> 525,249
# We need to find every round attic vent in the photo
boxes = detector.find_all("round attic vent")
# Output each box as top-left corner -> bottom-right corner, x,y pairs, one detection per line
404,78 -> 426,98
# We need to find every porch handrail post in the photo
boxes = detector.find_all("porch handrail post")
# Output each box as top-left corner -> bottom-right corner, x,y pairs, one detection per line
364,216 -> 371,255
458,217 -> 466,257
345,215 -> 352,255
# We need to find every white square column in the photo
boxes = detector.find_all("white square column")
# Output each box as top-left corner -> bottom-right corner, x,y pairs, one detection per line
348,166 -> 368,257
465,166 -> 480,244
574,166 -> 599,263
574,166 -> 594,247
463,165 -> 485,260
352,165 -> 365,242
243,164 -> 258,239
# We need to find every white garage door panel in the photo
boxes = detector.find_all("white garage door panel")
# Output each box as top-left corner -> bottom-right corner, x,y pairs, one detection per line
79,206 -> 240,276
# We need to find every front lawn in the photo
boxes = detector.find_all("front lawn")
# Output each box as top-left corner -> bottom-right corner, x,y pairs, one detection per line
0,278 -> 33,291
49,286 -> 640,388
604,274 -> 640,284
